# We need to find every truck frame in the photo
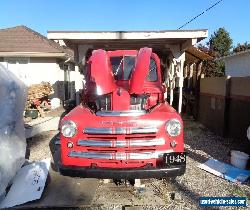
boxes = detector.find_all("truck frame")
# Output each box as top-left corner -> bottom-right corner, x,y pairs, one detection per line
59,47 -> 186,179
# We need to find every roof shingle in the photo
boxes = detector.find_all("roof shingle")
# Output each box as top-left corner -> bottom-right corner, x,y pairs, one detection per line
0,25 -> 73,59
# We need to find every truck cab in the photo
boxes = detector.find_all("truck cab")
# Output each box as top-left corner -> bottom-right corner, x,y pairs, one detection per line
59,48 -> 186,179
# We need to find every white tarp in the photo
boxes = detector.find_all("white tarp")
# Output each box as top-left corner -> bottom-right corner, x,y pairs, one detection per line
0,159 -> 50,209
0,63 -> 27,201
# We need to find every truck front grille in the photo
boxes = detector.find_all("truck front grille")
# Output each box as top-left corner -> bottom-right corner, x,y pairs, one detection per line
77,138 -> 165,148
84,126 -> 158,135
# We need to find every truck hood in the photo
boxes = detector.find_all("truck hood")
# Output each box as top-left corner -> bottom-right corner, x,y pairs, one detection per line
89,49 -> 116,95
129,47 -> 152,94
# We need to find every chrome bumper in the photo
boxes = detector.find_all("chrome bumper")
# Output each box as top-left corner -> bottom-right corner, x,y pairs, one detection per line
68,150 -> 173,160
59,163 -> 186,179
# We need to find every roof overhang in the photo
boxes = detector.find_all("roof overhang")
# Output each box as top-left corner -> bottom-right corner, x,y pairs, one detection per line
185,47 -> 213,63
47,29 -> 208,51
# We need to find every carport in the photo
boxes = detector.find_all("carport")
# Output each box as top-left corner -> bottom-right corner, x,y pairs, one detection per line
48,29 -> 208,113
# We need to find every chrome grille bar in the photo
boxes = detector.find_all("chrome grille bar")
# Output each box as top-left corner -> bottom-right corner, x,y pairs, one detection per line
83,126 -> 158,134
84,127 -> 113,134
77,138 -> 165,147
78,140 -> 113,147
130,127 -> 158,134
96,110 -> 146,117
69,151 -> 112,159
129,138 -> 165,147
68,150 -> 173,160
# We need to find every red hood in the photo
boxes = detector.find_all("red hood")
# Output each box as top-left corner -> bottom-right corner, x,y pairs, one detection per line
129,47 -> 152,94
89,49 -> 116,95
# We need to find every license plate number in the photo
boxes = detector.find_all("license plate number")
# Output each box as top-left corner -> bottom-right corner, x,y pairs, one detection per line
164,152 -> 186,165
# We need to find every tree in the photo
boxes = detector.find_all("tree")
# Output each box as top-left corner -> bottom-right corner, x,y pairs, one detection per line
233,42 -> 250,53
200,28 -> 233,76
209,27 -> 233,57
197,43 -> 220,77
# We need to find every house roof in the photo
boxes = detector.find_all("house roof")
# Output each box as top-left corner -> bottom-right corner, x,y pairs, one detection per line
218,49 -> 250,60
0,25 -> 74,60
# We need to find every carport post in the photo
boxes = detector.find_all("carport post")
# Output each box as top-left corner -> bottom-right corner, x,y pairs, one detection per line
178,59 -> 185,113
169,62 -> 175,106
172,52 -> 185,113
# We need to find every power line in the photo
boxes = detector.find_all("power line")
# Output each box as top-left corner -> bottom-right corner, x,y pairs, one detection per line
177,0 -> 223,30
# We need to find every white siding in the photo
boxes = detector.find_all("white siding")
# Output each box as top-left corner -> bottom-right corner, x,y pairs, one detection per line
1,57 -> 83,102
225,52 -> 250,77
26,57 -> 64,85
1,57 -> 63,86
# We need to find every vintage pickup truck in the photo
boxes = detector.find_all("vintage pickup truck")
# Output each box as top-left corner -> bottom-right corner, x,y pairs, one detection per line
59,47 -> 186,179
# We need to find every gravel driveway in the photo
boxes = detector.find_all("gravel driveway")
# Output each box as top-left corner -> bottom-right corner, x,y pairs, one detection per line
91,117 -> 250,209
26,117 -> 250,209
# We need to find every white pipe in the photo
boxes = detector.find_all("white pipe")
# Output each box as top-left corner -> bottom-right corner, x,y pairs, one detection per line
178,87 -> 182,113
164,90 -> 168,101
170,89 -> 173,105
178,60 -> 184,113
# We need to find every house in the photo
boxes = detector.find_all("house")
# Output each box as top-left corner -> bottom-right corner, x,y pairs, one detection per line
221,49 -> 250,77
0,25 -> 83,103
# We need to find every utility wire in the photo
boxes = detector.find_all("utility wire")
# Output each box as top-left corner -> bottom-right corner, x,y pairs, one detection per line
177,0 -> 223,30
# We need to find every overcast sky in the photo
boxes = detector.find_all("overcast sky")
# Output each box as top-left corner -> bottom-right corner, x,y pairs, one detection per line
1,0 -> 249,47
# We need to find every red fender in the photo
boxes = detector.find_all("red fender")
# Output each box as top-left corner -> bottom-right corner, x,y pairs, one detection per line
129,47 -> 152,94
89,49 -> 116,95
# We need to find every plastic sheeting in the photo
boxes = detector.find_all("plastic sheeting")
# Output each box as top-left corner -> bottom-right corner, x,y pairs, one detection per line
0,63 -> 27,201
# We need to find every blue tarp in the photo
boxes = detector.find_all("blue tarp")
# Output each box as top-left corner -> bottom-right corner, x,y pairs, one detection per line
198,159 -> 250,184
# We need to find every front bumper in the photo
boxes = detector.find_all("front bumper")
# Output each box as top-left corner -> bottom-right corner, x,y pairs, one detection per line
59,163 -> 186,179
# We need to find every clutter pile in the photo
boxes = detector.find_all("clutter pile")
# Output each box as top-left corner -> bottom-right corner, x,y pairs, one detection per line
25,82 -> 54,118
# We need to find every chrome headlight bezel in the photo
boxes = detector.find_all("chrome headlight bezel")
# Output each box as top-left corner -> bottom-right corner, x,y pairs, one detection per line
61,120 -> 77,138
166,119 -> 182,137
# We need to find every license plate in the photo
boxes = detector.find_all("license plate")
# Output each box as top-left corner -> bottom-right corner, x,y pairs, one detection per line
164,152 -> 186,165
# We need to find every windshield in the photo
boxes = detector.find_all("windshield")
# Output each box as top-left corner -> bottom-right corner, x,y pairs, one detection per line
110,56 -> 158,82
110,56 -> 136,80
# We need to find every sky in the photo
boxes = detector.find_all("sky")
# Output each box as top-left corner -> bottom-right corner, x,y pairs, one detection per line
1,0 -> 250,47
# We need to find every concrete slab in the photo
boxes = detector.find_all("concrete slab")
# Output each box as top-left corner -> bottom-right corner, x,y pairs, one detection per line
15,169 -> 98,208
25,117 -> 60,138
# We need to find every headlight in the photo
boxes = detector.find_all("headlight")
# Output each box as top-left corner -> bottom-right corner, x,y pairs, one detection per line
166,119 -> 182,137
61,120 -> 77,137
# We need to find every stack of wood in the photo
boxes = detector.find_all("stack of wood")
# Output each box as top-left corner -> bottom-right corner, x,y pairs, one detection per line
26,82 -> 54,115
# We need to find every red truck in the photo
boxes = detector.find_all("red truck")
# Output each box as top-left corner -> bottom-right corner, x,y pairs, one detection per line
59,47 -> 186,179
